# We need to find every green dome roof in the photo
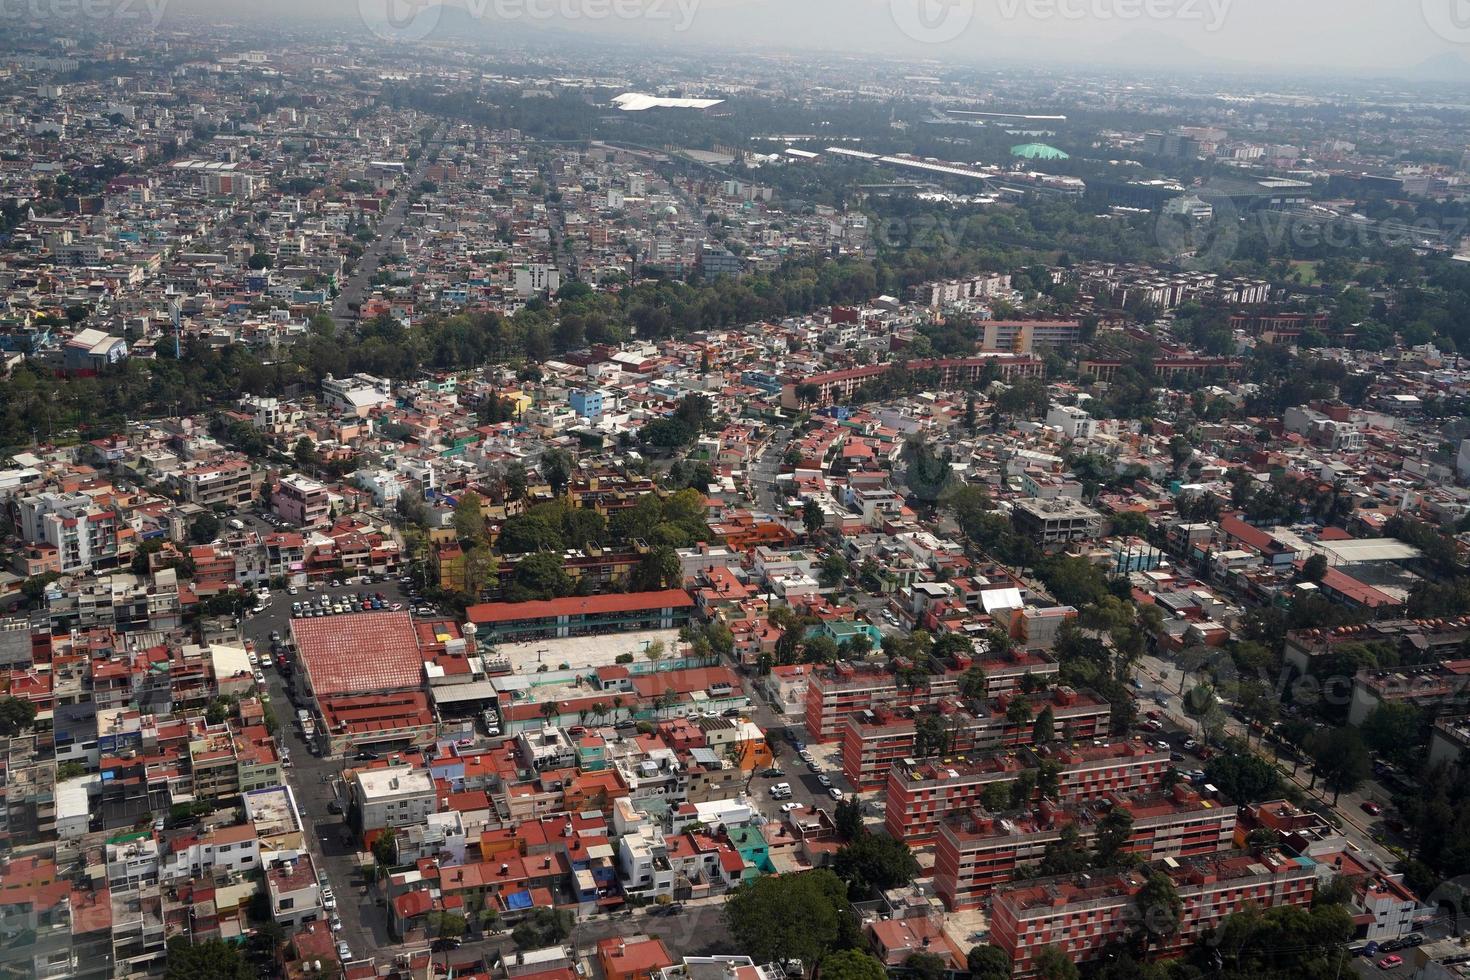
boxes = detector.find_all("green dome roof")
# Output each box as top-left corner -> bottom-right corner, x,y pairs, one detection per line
1010,143 -> 1069,160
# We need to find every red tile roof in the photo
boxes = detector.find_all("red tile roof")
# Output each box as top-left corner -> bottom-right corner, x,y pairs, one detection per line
291,612 -> 423,696
467,590 -> 693,625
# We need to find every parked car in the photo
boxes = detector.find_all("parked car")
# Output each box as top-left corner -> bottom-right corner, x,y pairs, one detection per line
1362,801 -> 1383,816
828,787 -> 844,801
1376,954 -> 1402,970
780,802 -> 805,813
327,801 -> 343,815
337,941 -> 351,960
817,774 -> 832,788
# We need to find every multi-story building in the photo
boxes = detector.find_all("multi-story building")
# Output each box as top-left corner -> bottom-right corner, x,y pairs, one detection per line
17,492 -> 122,573
934,784 -> 1237,910
804,652 -> 1047,744
264,854 -> 323,930
841,689 -> 1112,791
1010,498 -> 1104,552
885,738 -> 1169,845
884,752 -> 1034,845
1030,740 -> 1173,803
351,767 -> 436,832
1429,714 -> 1470,770
274,474 -> 331,528
989,849 -> 1316,975
176,457 -> 254,508
980,320 -> 1082,354
467,590 -> 694,644
779,356 -> 1044,409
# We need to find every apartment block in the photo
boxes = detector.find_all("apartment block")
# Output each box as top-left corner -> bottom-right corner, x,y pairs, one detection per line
934,784 -> 1236,911
885,738 -> 1169,845
841,688 -> 1111,791
990,849 -> 1315,975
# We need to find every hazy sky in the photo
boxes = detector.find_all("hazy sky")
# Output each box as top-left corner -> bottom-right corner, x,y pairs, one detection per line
168,0 -> 1470,76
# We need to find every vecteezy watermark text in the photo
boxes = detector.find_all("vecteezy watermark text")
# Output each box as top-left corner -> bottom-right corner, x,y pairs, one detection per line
891,0 -> 1230,43
359,0 -> 700,44
0,0 -> 169,27
994,0 -> 1232,31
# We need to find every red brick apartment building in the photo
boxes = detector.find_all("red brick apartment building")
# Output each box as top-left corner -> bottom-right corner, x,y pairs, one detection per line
778,355 -> 1044,409
934,784 -> 1237,911
885,738 -> 1170,845
990,849 -> 1315,975
803,649 -> 1062,743
840,688 -> 1111,791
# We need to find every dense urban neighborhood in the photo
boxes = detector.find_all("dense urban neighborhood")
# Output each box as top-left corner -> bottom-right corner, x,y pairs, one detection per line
6,8 -> 1470,980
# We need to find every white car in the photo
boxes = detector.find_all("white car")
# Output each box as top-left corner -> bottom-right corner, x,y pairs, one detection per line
336,940 -> 351,960
288,587 -> 298,596
253,671 -> 266,685
329,914 -> 343,932
828,788 -> 845,801
780,802 -> 805,813
322,891 -> 337,911
390,603 -> 402,611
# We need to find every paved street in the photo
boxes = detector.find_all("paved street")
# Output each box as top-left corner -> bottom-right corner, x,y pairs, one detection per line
333,129 -> 443,327
749,425 -> 792,515
1128,653 -> 1399,869
240,577 -> 423,959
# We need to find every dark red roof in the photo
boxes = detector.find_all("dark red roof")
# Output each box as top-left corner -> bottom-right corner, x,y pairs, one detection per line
467,590 -> 693,625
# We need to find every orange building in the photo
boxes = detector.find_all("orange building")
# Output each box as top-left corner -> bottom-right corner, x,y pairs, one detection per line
596,937 -> 674,980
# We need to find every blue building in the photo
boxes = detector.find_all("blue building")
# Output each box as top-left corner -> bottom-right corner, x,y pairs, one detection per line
570,389 -> 606,420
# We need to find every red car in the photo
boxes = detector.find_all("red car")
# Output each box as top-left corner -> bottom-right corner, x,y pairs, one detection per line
1377,954 -> 1402,970
1362,801 -> 1383,816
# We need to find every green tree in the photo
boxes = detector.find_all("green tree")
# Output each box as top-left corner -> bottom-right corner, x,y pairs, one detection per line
1361,703 -> 1423,768
821,950 -> 887,980
0,697 -> 36,737
541,449 -> 574,496
904,951 -> 947,980
511,907 -> 574,949
163,937 -> 254,980
1032,705 -> 1056,745
1300,553 -> 1329,583
511,552 -> 574,600
1313,727 -> 1371,804
834,797 -> 864,841
832,833 -> 920,898
1093,807 -> 1135,869
1131,870 -> 1182,956
190,511 -> 221,544
981,780 -> 1012,811
724,870 -> 854,967
966,944 -> 1011,980
1204,749 -> 1282,805
803,636 -> 840,666
504,462 -> 528,501
453,491 -> 486,544
293,436 -> 318,471
802,498 -> 826,537
819,553 -> 850,588
426,910 -> 467,940
1033,946 -> 1080,980
372,832 -> 398,876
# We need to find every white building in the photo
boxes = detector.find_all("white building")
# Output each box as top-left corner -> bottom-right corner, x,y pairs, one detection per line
1045,404 -> 1097,441
352,767 -> 436,832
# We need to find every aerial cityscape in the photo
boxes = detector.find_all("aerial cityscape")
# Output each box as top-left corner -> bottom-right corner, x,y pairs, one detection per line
5,3 -> 1470,980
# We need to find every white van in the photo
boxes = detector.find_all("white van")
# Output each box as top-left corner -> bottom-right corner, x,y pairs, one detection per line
771,782 -> 792,799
